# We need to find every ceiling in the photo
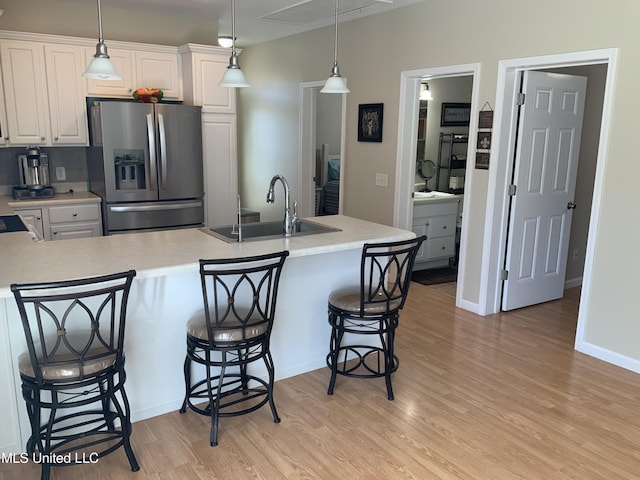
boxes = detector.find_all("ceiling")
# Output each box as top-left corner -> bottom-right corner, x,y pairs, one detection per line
0,0 -> 426,47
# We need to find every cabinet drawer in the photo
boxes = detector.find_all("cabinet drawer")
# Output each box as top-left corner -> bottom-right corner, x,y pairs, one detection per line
50,222 -> 101,240
413,200 -> 458,218
426,215 -> 456,239
425,236 -> 455,260
49,204 -> 100,223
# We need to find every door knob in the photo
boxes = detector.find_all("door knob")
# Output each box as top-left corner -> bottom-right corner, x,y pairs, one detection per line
567,202 -> 576,210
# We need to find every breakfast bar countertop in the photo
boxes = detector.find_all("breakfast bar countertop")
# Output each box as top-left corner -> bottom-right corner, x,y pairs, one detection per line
0,191 -> 102,214
0,214 -> 415,297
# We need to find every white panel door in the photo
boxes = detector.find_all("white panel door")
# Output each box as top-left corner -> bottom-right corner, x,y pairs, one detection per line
502,71 -> 587,311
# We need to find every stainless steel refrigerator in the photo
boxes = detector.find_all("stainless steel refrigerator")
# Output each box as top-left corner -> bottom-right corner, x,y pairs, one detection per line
88,101 -> 204,234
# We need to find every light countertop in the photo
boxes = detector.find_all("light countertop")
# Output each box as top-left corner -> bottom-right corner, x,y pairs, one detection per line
0,215 -> 414,298
0,191 -> 101,214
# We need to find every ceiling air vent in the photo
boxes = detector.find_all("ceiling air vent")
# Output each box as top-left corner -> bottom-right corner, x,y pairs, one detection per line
262,0 -> 393,25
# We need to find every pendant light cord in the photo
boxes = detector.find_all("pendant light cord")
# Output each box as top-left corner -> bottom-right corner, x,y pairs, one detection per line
333,0 -> 339,66
231,0 -> 237,55
96,0 -> 104,43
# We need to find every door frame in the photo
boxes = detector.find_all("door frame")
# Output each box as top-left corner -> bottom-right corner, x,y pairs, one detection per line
394,63 -> 481,311
481,50 -> 618,332
298,81 -> 347,218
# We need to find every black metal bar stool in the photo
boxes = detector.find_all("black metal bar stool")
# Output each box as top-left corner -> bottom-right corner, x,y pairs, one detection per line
10,270 -> 139,480
326,236 -> 426,400
180,251 -> 289,446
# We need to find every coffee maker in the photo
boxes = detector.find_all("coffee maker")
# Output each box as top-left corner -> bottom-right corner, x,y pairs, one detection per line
14,146 -> 55,199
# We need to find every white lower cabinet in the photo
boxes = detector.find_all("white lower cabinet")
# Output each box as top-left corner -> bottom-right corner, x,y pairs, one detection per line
13,208 -> 45,239
48,204 -> 102,240
13,201 -> 102,241
412,199 -> 459,270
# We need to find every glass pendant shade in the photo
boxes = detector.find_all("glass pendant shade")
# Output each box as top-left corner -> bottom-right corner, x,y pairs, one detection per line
219,0 -> 250,88
83,0 -> 121,80
83,43 -> 121,80
218,51 -> 250,88
321,67 -> 350,93
321,0 -> 349,94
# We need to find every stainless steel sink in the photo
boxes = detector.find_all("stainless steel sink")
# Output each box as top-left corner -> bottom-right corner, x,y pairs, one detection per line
201,219 -> 341,243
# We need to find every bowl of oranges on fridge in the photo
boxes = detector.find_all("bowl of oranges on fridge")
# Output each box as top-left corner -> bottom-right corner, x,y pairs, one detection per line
133,87 -> 163,103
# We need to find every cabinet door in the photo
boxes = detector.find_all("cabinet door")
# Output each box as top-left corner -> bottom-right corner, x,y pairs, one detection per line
426,215 -> 457,239
190,52 -> 236,113
0,41 -> 50,145
202,114 -> 237,226
412,221 -> 429,264
0,64 -> 7,146
44,44 -> 89,145
85,47 -> 135,97
14,208 -> 45,240
425,236 -> 456,260
134,51 -> 182,100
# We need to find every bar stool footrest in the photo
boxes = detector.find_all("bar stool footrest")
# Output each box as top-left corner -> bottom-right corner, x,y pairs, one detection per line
184,374 -> 272,418
326,345 -> 399,378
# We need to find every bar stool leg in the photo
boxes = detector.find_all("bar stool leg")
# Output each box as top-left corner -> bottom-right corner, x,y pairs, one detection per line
180,355 -> 191,414
327,312 -> 344,395
264,351 -> 281,423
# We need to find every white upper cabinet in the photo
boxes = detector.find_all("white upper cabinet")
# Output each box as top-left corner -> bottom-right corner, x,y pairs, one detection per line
0,59 -> 8,146
0,40 -> 51,145
0,40 -> 87,146
83,48 -> 135,98
44,44 -> 89,145
134,50 -> 182,100
180,44 -> 235,114
85,47 -> 182,100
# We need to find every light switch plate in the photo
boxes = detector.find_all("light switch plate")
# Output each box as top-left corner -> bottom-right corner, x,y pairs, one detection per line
375,173 -> 388,187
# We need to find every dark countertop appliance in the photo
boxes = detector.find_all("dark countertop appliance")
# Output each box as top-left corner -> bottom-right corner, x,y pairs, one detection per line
88,101 -> 204,234
14,146 -> 55,199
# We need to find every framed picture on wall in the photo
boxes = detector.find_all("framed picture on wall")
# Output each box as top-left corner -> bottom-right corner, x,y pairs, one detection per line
441,103 -> 471,126
358,103 -> 384,142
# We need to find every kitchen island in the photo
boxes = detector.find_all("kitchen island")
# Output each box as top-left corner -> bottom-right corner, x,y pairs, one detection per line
0,215 -> 414,455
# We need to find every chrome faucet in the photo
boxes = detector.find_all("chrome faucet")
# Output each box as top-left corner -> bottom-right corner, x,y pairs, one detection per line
266,174 -> 298,237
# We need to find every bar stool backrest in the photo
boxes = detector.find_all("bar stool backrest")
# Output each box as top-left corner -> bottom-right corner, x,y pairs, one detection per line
199,251 -> 289,345
359,236 -> 426,316
11,270 -> 137,385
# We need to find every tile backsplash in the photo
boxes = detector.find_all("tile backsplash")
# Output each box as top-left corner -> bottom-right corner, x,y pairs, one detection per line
0,147 -> 89,195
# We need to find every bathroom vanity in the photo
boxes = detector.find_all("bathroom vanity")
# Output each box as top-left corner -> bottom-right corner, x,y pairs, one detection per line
412,193 -> 460,270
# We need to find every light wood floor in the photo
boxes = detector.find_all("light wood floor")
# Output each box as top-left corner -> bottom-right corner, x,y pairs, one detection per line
3,283 -> 640,479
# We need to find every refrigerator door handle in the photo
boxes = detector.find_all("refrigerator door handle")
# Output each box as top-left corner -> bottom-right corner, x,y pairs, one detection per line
158,113 -> 168,191
109,201 -> 203,213
146,113 -> 157,191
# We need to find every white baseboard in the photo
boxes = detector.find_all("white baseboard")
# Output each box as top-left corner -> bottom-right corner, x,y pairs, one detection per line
575,340 -> 640,375
565,276 -> 583,289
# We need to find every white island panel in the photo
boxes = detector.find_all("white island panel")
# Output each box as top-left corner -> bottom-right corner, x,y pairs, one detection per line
0,215 -> 414,453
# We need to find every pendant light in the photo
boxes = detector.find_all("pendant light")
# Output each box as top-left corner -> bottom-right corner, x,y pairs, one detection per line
83,0 -> 121,80
321,0 -> 349,94
219,0 -> 250,88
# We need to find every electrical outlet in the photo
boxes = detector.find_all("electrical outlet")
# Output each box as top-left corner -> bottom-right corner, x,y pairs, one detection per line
55,166 -> 66,181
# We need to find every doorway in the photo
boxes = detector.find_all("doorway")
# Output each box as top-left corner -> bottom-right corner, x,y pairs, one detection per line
298,81 -> 346,219
394,63 -> 481,311
481,49 -> 618,356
